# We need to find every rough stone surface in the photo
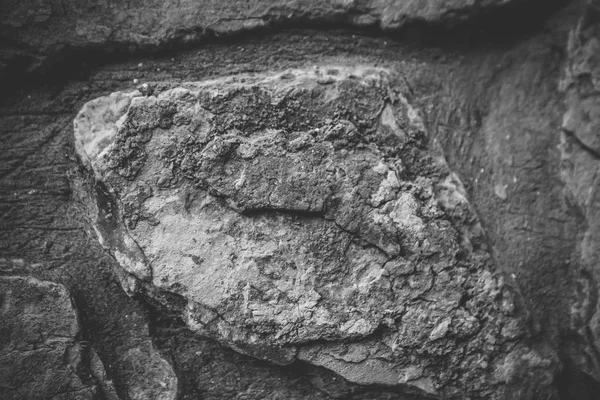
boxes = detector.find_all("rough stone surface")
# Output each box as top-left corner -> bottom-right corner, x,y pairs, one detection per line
0,275 -> 113,400
0,267 -> 178,400
74,66 -> 558,398
1,0 -> 534,76
4,1 -> 600,397
559,0 -> 600,383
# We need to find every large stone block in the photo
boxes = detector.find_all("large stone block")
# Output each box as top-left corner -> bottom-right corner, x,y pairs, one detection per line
74,66 -> 557,398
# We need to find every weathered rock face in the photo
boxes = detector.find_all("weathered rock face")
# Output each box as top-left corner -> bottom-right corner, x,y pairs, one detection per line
560,0 -> 600,383
0,0 -> 535,76
74,66 -> 558,398
0,276 -> 116,400
0,266 -> 179,400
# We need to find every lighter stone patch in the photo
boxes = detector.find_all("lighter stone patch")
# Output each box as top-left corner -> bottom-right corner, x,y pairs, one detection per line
114,249 -> 150,281
73,66 -> 545,397
494,182 -> 508,200
399,93 -> 426,132
334,344 -> 370,363
436,172 -> 469,211
370,168 -> 400,207
429,317 -> 452,341
340,318 -> 375,336
389,192 -> 424,234
73,90 -> 139,164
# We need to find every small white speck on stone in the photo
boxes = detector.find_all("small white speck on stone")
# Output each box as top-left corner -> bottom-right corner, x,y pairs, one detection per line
138,63 -> 143,68
494,183 -> 508,200
429,318 -> 451,341
133,78 -> 139,84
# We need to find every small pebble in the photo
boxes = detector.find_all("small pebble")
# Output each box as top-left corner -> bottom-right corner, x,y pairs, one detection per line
133,78 -> 139,84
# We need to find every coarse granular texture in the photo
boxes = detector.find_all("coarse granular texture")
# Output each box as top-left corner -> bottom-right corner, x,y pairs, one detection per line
3,0 -> 600,397
74,66 -> 557,398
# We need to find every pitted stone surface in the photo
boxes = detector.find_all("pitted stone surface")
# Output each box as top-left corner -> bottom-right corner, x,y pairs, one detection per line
75,66 -> 557,398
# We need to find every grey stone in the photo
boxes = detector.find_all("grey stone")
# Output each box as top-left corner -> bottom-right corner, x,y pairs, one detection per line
559,0 -> 600,383
74,65 -> 558,398
0,276 -> 101,400
0,0 -> 530,75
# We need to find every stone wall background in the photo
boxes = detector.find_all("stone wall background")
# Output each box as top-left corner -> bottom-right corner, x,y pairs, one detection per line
2,0 -> 600,399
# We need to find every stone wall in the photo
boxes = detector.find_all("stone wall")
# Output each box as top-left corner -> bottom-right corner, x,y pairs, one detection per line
1,1 -> 599,399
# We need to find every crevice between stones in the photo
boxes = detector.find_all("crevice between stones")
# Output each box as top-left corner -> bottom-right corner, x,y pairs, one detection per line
0,0 -> 573,90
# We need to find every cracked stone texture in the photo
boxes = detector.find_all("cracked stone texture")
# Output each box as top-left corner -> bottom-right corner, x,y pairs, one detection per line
0,275 -> 116,400
0,266 -> 178,400
1,0 -> 531,76
559,0 -> 600,383
74,66 -> 558,399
